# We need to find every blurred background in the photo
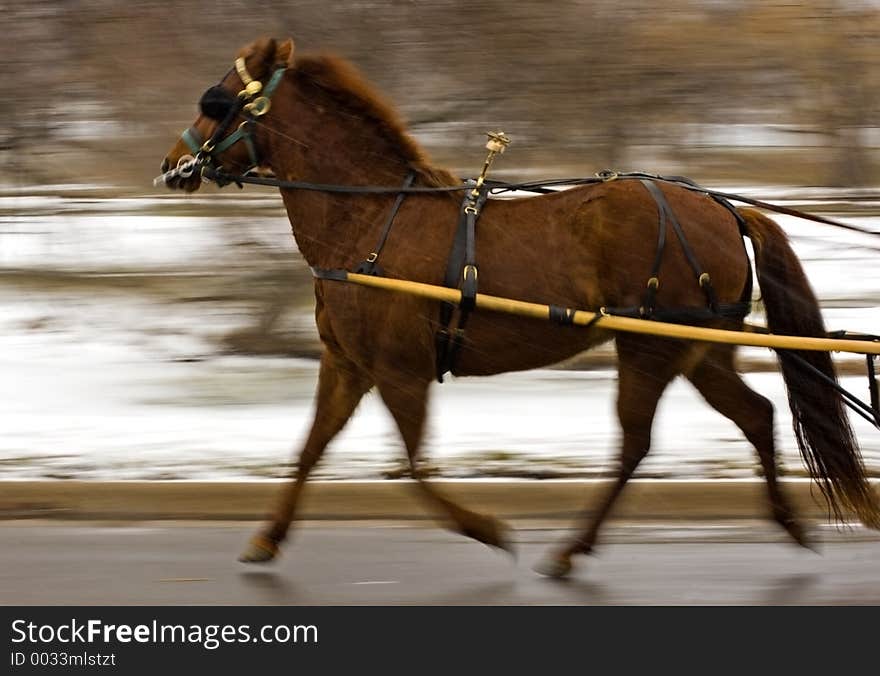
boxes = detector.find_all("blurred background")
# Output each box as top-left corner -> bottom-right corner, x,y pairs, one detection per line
5,0 -> 880,187
2,0 -> 879,482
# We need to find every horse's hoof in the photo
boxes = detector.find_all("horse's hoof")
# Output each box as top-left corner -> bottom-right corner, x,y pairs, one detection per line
238,535 -> 279,563
533,553 -> 573,579
488,520 -> 516,558
462,516 -> 516,558
779,517 -> 817,552
495,527 -> 517,560
791,529 -> 819,554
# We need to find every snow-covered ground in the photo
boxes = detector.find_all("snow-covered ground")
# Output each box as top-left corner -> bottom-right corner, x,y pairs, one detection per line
1,190 -> 878,480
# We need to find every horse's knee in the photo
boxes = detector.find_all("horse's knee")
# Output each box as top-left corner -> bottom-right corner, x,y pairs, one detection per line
297,447 -> 323,473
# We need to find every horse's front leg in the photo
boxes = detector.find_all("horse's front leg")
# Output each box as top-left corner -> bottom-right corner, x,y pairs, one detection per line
376,372 -> 514,555
239,349 -> 372,563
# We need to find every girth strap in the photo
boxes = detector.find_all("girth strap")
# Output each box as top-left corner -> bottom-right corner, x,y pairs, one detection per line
435,183 -> 489,382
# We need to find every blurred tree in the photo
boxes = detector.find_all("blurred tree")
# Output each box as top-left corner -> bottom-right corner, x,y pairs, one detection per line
780,2 -> 879,185
2,0 -> 878,188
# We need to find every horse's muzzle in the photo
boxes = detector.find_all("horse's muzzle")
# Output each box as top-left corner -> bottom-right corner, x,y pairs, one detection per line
156,152 -> 202,192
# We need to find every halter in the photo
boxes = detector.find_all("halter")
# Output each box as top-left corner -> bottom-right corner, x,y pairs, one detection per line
179,57 -> 287,177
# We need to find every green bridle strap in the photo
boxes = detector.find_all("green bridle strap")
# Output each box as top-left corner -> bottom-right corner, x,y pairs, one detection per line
213,122 -> 259,163
262,67 -> 287,99
220,66 -> 286,164
182,127 -> 204,155
181,66 -> 287,171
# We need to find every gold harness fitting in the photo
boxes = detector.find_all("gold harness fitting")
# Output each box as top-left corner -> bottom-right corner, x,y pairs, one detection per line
243,97 -> 271,117
470,130 -> 511,198
235,57 -> 263,98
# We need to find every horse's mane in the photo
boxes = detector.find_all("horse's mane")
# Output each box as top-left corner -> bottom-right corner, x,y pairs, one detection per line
292,55 -> 459,187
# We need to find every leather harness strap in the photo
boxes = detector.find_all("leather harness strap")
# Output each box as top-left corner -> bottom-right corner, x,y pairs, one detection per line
639,179 -> 719,315
599,179 -> 752,322
355,171 -> 416,276
434,182 -> 489,382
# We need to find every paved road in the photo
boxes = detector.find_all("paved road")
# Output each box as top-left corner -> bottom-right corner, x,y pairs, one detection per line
1,521 -> 879,605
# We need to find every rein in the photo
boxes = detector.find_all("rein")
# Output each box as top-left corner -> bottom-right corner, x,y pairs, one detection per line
189,166 -> 880,240
199,165 -> 469,193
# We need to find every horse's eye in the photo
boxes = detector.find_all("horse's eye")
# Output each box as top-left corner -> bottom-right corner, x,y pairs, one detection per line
199,85 -> 236,121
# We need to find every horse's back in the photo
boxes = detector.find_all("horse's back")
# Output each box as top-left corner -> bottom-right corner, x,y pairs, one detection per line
476,178 -> 749,313
438,179 -> 747,376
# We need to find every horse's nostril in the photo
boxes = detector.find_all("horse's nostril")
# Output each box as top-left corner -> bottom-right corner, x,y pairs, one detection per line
161,158 -> 169,173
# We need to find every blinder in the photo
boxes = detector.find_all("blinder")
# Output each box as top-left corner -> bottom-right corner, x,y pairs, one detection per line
199,85 -> 237,121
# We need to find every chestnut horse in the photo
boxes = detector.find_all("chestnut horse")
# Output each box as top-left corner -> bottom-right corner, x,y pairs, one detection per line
160,36 -> 879,577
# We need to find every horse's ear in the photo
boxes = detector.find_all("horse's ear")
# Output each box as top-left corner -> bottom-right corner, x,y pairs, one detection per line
239,37 -> 273,72
275,38 -> 295,68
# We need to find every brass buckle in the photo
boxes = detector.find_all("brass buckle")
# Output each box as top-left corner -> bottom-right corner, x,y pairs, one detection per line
244,96 -> 271,117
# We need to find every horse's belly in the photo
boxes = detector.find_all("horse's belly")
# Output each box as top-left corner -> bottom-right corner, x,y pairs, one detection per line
451,314 -> 613,376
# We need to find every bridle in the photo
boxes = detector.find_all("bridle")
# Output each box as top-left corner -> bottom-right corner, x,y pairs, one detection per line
173,57 -> 287,182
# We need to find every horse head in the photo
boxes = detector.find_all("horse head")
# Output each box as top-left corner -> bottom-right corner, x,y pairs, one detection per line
159,36 -> 295,192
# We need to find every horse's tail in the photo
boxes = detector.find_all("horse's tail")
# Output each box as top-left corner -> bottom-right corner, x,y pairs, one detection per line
738,207 -> 880,528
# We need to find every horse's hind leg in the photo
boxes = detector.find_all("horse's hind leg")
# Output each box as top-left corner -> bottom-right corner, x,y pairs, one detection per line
535,336 -> 682,578
686,345 -> 811,548
239,349 -> 372,563
376,374 -> 513,554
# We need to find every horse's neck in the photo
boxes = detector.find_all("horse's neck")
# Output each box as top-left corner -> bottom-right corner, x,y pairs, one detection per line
268,109 -> 424,269
274,159 -> 412,269
278,190 -> 402,270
